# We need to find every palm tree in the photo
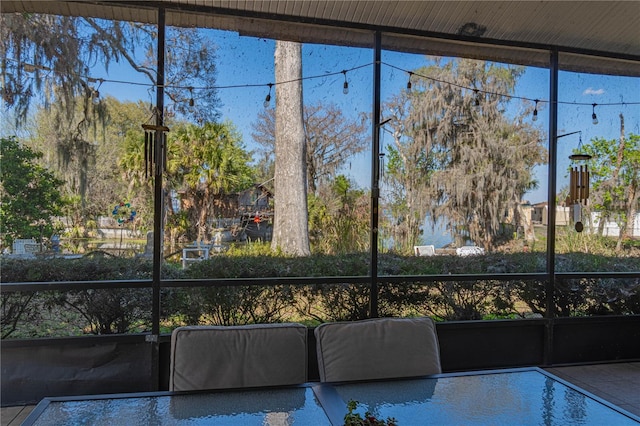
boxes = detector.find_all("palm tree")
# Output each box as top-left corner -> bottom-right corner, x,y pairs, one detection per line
167,122 -> 255,242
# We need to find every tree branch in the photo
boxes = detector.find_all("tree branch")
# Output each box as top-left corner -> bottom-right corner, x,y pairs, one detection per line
82,18 -> 156,84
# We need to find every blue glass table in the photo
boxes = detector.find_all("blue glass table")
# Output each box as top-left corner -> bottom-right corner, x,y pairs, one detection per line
23,386 -> 332,426
23,368 -> 639,425
315,368 -> 640,425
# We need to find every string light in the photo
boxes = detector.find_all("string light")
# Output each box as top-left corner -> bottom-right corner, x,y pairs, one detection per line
342,70 -> 349,95
263,83 -> 273,108
91,79 -> 103,105
5,23 -> 633,118
382,61 -> 638,111
532,99 -> 539,121
9,59 -> 638,112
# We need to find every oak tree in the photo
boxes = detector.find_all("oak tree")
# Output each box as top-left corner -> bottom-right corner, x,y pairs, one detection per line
2,13 -> 220,231
382,58 -> 545,251
252,102 -> 368,195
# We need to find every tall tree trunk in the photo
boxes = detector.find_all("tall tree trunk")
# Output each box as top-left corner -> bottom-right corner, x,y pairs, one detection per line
271,41 -> 310,256
197,189 -> 209,245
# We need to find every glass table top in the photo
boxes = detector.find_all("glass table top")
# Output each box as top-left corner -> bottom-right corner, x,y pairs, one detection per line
332,370 -> 639,425
24,368 -> 639,426
29,387 -> 331,426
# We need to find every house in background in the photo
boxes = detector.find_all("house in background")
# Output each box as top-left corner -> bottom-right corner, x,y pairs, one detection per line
530,202 -> 640,237
531,202 -> 570,226
587,212 -> 640,238
178,183 -> 274,242
238,184 -> 274,242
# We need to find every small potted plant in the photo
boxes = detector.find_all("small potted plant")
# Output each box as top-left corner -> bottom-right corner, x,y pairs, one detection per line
344,400 -> 398,426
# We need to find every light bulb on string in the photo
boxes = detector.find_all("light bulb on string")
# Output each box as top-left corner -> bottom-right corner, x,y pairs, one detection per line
11,56 -> 640,127
379,152 -> 386,180
342,70 -> 349,95
263,83 -> 273,108
92,89 -> 100,104
91,79 -> 102,105
188,87 -> 194,107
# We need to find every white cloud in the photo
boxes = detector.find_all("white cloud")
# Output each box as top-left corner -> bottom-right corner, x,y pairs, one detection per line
583,87 -> 605,95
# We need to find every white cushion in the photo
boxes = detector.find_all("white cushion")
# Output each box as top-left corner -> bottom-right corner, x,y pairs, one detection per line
169,323 -> 307,391
315,317 -> 441,382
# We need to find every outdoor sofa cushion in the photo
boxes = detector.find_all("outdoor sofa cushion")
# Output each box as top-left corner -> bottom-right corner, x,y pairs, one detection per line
314,316 -> 441,382
169,323 -> 307,391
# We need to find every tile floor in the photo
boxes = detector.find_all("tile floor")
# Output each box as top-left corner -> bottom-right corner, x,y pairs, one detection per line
544,361 -> 640,418
1,405 -> 35,426
2,362 -> 639,425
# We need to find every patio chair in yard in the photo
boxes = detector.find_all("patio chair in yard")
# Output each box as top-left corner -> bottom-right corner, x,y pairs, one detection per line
314,316 -> 441,382
414,245 -> 435,256
169,323 -> 308,391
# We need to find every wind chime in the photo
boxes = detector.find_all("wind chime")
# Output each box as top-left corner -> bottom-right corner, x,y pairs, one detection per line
568,134 -> 591,233
142,122 -> 170,178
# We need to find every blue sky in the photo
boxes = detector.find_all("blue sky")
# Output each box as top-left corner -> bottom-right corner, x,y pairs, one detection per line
27,27 -> 639,207
206,30 -> 638,205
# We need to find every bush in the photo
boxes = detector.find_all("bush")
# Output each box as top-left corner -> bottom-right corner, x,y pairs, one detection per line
1,249 -> 638,338
1,257 -> 182,337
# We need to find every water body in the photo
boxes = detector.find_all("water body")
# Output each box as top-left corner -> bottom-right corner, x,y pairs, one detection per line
415,215 -> 458,248
380,216 -> 455,251
419,216 -> 454,248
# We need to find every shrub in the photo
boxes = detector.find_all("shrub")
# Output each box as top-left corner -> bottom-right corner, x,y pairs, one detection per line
1,249 -> 638,338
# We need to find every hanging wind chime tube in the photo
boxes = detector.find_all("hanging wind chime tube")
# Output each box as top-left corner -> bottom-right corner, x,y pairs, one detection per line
566,130 -> 592,232
569,164 -> 590,205
142,124 -> 170,178
568,161 -> 590,233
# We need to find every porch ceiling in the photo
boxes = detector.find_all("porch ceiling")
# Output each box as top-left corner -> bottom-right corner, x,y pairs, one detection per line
2,1 -> 639,75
